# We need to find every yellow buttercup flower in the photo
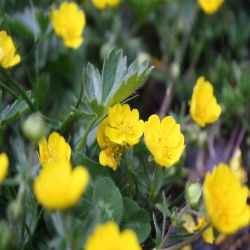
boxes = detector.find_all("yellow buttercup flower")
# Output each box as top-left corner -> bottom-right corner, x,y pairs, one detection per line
229,148 -> 247,184
190,76 -> 222,127
0,153 -> 9,184
144,114 -> 185,168
182,213 -> 214,244
203,163 -> 250,234
33,161 -> 89,210
51,2 -> 86,49
38,132 -> 71,167
198,0 -> 224,15
97,117 -> 122,171
92,0 -> 121,10
105,104 -> 144,146
195,218 -> 214,244
0,31 -> 21,68
85,221 -> 141,250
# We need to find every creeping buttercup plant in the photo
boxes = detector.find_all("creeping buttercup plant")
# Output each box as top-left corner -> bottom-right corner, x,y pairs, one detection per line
0,1 -> 250,250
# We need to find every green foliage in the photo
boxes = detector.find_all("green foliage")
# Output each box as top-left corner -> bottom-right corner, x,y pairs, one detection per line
0,92 -> 31,127
92,177 -> 123,224
121,198 -> 151,243
83,49 -> 153,117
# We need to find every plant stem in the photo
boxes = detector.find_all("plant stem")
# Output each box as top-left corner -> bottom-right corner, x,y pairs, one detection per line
62,211 -> 73,250
76,116 -> 98,152
0,68 -> 36,112
149,165 -> 161,201
159,205 -> 188,249
162,224 -> 210,250
0,80 -> 18,98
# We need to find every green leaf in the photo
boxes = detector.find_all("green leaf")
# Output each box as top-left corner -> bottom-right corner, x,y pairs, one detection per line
121,198 -> 151,243
92,177 -> 123,224
155,203 -> 171,218
152,212 -> 162,247
0,92 -> 31,127
72,152 -> 110,181
83,49 -> 153,116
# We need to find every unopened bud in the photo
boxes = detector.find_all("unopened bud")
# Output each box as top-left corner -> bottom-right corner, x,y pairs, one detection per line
186,182 -> 202,209
22,112 -> 45,142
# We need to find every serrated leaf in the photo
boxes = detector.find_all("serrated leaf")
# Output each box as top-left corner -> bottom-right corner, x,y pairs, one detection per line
121,198 -> 151,243
82,49 -> 153,117
92,177 -> 123,224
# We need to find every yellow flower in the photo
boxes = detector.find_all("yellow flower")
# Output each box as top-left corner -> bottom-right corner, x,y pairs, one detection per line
85,221 -> 141,250
0,31 -> 21,68
51,2 -> 86,49
92,0 -> 121,10
0,153 -> 9,184
203,163 -> 250,234
105,104 -> 144,146
195,218 -> 214,244
33,161 -> 89,210
190,76 -> 222,127
198,0 -> 224,15
144,114 -> 185,167
97,117 -> 122,171
229,148 -> 247,184
38,132 -> 71,167
182,213 -> 214,244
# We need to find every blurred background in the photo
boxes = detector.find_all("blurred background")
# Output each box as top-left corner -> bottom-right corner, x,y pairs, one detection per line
0,0 -> 250,249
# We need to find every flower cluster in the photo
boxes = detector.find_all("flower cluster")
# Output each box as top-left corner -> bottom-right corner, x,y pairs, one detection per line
97,104 -> 144,170
0,31 -> 21,68
0,153 -> 9,184
34,132 -> 89,210
198,0 -> 224,14
85,221 -> 141,250
92,0 -> 121,10
190,76 -> 222,127
51,2 -> 86,49
203,163 -> 250,234
97,103 -> 185,170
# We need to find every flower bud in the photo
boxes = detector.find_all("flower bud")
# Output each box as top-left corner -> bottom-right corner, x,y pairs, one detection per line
22,112 -> 45,142
137,52 -> 150,66
170,62 -> 180,79
186,182 -> 202,209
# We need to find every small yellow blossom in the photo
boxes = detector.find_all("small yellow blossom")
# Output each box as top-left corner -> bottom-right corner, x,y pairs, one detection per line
203,163 -> 250,234
105,104 -> 144,146
33,161 -> 89,210
85,221 -> 141,250
97,117 -> 122,170
0,153 -> 9,184
182,213 -> 214,244
144,114 -> 185,167
198,0 -> 224,15
51,2 -> 86,49
190,76 -> 222,127
0,31 -> 21,68
92,0 -> 121,10
195,217 -> 214,244
229,148 -> 247,184
38,132 -> 71,167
